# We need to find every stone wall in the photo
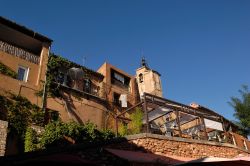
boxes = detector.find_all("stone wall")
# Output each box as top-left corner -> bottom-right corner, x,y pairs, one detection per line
0,120 -> 8,156
107,133 -> 250,159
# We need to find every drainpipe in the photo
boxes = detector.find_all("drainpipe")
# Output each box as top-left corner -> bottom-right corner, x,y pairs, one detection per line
41,46 -> 51,124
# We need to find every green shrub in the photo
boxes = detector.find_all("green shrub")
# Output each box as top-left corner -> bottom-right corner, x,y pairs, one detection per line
130,107 -> 143,134
24,128 -> 38,152
40,121 -> 67,148
118,123 -> 128,136
40,121 -> 115,149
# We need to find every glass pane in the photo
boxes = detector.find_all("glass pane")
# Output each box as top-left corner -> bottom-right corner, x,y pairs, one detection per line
17,67 -> 25,81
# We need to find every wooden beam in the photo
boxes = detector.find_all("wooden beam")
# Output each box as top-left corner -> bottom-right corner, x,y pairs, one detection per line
144,93 -> 220,118
116,101 -> 143,118
115,117 -> 118,137
201,117 -> 208,140
146,99 -> 220,122
221,117 -> 226,132
143,94 -> 149,133
180,117 -> 199,126
148,110 -> 173,123
118,116 -> 131,121
176,110 -> 182,137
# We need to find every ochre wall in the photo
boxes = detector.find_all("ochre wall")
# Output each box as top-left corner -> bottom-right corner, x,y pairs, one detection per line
0,45 -> 49,107
47,93 -> 107,129
0,51 -> 40,86
97,62 -> 138,105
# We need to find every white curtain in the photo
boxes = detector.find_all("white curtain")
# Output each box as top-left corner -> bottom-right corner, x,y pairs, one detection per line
204,118 -> 223,131
119,94 -> 127,107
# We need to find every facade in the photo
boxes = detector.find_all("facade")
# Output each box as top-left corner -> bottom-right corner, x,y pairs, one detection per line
136,58 -> 163,98
97,62 -> 139,107
0,16 -> 52,156
45,55 -> 108,129
45,59 -> 140,130
0,16 -> 52,106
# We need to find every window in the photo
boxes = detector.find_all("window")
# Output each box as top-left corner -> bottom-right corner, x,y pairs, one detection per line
17,66 -> 29,82
111,69 -> 130,87
48,110 -> 59,122
83,78 -> 91,93
113,92 -> 121,105
139,73 -> 143,83
57,71 -> 65,84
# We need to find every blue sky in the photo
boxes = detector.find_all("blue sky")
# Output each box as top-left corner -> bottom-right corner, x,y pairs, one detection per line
1,0 -> 250,120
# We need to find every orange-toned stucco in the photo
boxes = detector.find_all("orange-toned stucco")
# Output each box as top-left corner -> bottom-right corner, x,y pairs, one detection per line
97,62 -> 139,106
0,44 -> 49,107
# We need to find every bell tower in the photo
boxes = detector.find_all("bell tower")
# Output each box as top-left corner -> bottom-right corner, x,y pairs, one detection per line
136,57 -> 163,98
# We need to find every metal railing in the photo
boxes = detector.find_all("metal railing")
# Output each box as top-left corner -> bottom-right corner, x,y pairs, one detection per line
0,40 -> 40,64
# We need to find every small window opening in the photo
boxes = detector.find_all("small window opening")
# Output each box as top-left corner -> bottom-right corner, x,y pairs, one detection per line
139,73 -> 143,83
113,92 -> 121,105
17,65 -> 29,82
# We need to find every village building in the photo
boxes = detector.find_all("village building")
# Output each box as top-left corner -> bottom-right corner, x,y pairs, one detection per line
0,16 -> 52,156
0,16 -> 52,107
45,56 -> 140,130
45,54 -> 107,128
0,16 -> 250,162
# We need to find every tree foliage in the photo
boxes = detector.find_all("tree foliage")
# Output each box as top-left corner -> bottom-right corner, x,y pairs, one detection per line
229,85 -> 250,135
118,107 -> 143,136
118,123 -> 128,136
130,107 -> 143,134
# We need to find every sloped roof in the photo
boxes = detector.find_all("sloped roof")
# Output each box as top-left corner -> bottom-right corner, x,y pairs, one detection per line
0,16 -> 52,43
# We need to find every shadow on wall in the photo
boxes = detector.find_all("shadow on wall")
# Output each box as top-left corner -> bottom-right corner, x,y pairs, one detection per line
60,91 -> 84,124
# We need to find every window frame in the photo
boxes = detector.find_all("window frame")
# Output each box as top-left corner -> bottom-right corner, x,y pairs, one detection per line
17,65 -> 29,82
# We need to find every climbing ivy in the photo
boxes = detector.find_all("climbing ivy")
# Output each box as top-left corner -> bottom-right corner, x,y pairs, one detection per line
46,53 -> 103,97
0,61 -> 17,79
0,94 -> 45,140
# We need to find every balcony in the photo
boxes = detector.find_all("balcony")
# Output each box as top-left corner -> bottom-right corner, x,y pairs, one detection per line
0,40 -> 40,64
53,78 -> 107,101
